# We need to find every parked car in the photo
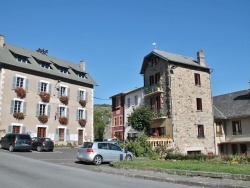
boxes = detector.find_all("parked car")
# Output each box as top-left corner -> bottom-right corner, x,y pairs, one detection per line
31,137 -> 54,152
0,133 -> 32,152
77,141 -> 134,165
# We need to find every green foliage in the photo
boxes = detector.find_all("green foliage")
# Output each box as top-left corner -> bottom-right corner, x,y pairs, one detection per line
165,153 -> 215,161
127,105 -> 155,131
94,104 -> 111,140
126,132 -> 156,158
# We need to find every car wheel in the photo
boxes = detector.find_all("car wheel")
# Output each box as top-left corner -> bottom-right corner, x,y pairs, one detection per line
93,155 -> 102,165
9,145 -> 14,152
125,154 -> 132,161
37,146 -> 42,152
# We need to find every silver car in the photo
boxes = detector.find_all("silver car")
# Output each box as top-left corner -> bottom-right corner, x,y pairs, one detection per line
76,142 -> 133,165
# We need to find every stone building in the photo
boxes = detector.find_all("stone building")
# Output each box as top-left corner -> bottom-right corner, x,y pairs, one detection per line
140,49 -> 215,155
0,34 -> 96,145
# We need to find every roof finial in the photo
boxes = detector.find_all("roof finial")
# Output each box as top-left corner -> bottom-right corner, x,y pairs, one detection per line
152,42 -> 156,50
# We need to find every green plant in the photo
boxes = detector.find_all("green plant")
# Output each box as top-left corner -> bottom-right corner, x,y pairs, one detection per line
59,117 -> 68,125
39,92 -> 50,102
38,114 -> 48,124
13,112 -> 25,120
59,95 -> 69,105
15,87 -> 26,99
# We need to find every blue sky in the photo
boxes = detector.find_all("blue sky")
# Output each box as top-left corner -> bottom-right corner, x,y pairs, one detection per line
1,0 -> 249,104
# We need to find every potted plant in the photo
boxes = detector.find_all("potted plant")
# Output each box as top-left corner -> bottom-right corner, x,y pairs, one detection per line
59,95 -> 69,105
39,92 -> 50,102
59,116 -> 68,125
38,114 -> 48,124
79,99 -> 86,107
13,112 -> 25,120
78,119 -> 86,126
15,87 -> 26,99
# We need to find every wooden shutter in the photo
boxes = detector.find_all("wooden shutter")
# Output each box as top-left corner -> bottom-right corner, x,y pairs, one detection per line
67,88 -> 70,99
66,129 -> 70,141
48,84 -> 52,95
37,82 -> 41,94
10,100 -> 14,114
36,103 -> 39,116
54,128 -> 59,141
47,104 -> 51,118
23,102 -> 27,114
76,109 -> 79,120
25,79 -> 29,92
12,76 -> 16,89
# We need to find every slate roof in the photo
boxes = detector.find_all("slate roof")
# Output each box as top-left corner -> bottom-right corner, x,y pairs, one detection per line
140,49 -> 210,74
213,90 -> 250,119
0,43 -> 97,86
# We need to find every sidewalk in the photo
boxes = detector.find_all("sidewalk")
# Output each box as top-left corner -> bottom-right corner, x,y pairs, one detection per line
92,164 -> 250,188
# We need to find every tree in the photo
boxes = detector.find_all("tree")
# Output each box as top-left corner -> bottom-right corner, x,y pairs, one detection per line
127,105 -> 155,132
94,111 -> 107,140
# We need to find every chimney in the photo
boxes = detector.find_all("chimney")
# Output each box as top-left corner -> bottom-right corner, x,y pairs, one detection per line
80,60 -> 86,71
0,34 -> 5,47
197,49 -> 206,66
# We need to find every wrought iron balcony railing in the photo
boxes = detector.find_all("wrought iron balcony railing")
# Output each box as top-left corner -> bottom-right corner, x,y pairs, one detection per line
143,83 -> 163,96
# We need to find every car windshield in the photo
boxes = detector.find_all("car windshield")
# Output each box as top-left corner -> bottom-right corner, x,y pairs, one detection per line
81,142 -> 93,148
18,135 -> 31,140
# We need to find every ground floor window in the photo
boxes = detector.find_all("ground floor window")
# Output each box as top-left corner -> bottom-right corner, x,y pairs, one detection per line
12,126 -> 20,133
59,128 -> 64,141
37,127 -> 46,137
114,131 -> 123,140
187,150 -> 201,155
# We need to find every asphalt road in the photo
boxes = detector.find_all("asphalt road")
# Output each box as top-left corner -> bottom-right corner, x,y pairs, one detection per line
0,148 -> 199,188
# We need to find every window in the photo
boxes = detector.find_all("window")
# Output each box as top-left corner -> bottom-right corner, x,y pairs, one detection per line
37,81 -> 51,94
197,125 -> 204,138
58,86 -> 70,98
232,121 -> 242,135
12,126 -> 20,133
78,72 -> 86,78
77,90 -> 86,100
113,117 -> 118,126
17,77 -> 24,87
14,101 -> 22,113
40,61 -> 51,69
59,128 -> 64,141
155,73 -> 160,84
119,116 -> 123,125
40,104 -> 46,115
194,73 -> 201,86
134,95 -> 138,106
196,98 -> 202,111
127,98 -> 130,108
36,103 -> 51,117
61,86 -> 66,96
15,54 -> 28,63
57,106 -> 69,118
59,107 -> 65,117
37,127 -> 46,137
59,67 -> 69,74
12,76 -> 29,91
10,100 -> 26,114
76,109 -> 87,120
116,97 -> 120,108
216,122 -> 223,136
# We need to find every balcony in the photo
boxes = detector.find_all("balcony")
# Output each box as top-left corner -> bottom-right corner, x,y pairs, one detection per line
225,133 -> 250,143
152,108 -> 167,119
144,83 -> 163,97
148,137 -> 173,148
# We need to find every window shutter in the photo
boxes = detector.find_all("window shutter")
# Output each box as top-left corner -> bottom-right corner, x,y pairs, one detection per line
47,104 -> 51,118
10,100 -> 14,114
36,103 -> 39,117
77,90 -> 80,101
48,84 -> 52,95
86,91 -> 88,102
67,88 -> 70,99
22,126 -> 26,134
54,128 -> 59,141
57,86 -> 60,98
85,110 -> 88,120
25,79 -> 29,92
23,102 -> 27,114
12,76 -> 16,89
66,129 -> 70,141
76,109 -> 79,120
66,108 -> 69,118
37,82 -> 41,94
8,125 -> 12,133
56,106 -> 59,119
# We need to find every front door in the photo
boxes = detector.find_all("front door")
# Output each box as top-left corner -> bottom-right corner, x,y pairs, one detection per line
37,127 -> 46,137
78,130 -> 83,145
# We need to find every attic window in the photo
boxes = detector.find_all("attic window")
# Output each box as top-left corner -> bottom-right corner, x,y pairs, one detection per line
40,61 -> 52,69
14,54 -> 29,64
59,67 -> 69,74
78,72 -> 86,78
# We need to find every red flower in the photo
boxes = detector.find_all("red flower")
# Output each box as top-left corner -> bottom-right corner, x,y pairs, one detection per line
15,87 -> 26,99
39,92 -> 50,102
13,112 -> 25,120
78,119 -> 86,126
79,99 -> 87,107
38,114 -> 48,124
59,96 -> 69,105
59,117 -> 68,125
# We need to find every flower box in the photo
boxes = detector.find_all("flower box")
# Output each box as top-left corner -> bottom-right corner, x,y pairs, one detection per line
79,99 -> 86,107
59,96 -> 69,105
15,87 -> 26,99
59,117 -> 68,125
39,92 -> 50,102
38,114 -> 48,124
78,119 -> 86,126
13,112 -> 25,120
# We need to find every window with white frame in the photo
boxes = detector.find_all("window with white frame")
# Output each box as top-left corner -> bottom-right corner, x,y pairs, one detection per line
78,72 -> 86,78
40,61 -> 51,69
37,81 -> 51,93
76,108 -> 87,120
36,103 -> 51,116
10,99 -> 26,114
59,67 -> 69,74
12,76 -> 29,91
15,54 -> 28,63
57,106 -> 69,118
232,121 -> 242,135
58,86 -> 70,98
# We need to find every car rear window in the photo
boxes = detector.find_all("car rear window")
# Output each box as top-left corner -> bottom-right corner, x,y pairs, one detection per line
45,138 -> 51,141
18,135 -> 31,140
81,142 -> 93,148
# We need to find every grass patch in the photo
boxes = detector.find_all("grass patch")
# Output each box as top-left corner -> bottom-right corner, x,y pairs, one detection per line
115,160 -> 250,175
